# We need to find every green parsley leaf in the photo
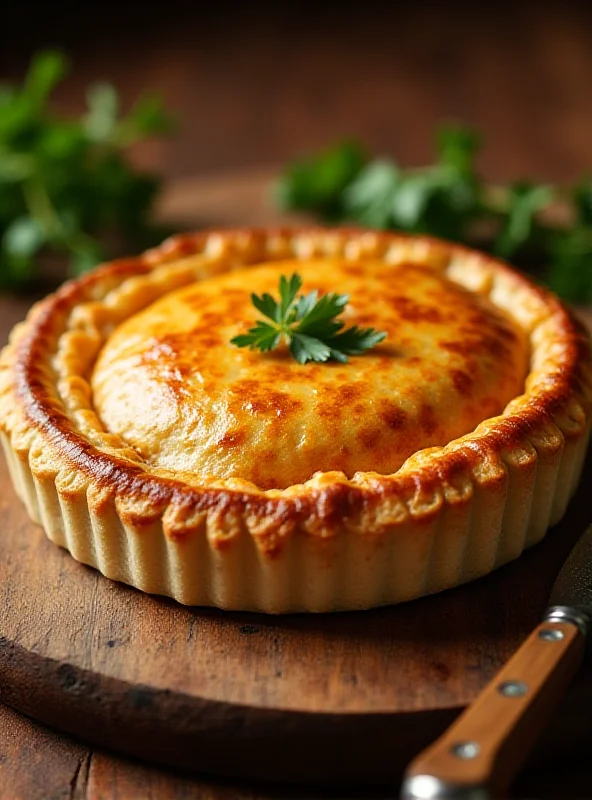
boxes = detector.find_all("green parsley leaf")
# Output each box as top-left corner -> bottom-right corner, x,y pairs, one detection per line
331,124 -> 483,242
437,124 -> 481,173
274,124 -> 592,302
2,216 -> 45,259
389,173 -> 434,228
232,321 -> 281,353
344,160 -> 400,228
0,48 -> 175,288
326,325 -> 388,355
120,94 -> 176,142
231,273 -> 387,364
294,288 -> 318,319
83,83 -> 119,143
290,333 -> 333,364
295,290 -> 348,336
24,50 -> 68,108
279,273 -> 302,320
274,140 -> 367,220
547,226 -> 592,304
0,216 -> 46,286
494,182 -> 553,259
251,291 -> 280,322
573,180 -> 592,226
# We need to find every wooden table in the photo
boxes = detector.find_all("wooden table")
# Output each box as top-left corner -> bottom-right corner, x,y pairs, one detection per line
3,3 -> 592,797
0,172 -> 590,800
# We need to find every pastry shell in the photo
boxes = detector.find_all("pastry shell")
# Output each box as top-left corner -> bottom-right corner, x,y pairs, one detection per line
1,228 -> 591,613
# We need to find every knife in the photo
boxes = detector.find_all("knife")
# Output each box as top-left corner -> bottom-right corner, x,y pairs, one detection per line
400,522 -> 592,800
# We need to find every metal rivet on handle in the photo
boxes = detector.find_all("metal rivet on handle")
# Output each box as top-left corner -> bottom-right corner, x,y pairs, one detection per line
451,740 -> 481,760
539,628 -> 565,641
498,680 -> 528,697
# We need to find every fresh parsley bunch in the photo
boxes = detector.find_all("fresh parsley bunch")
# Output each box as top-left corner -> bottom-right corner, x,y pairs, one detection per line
231,273 -> 386,363
275,127 -> 592,304
0,50 -> 174,288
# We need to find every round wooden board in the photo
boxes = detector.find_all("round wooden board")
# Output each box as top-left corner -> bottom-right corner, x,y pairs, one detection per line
1,172 -> 592,789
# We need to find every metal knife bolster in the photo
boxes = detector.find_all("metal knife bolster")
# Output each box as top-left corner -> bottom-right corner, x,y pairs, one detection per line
544,605 -> 590,637
545,522 -> 592,642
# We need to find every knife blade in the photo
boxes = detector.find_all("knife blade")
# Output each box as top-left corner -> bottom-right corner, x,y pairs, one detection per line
400,522 -> 592,800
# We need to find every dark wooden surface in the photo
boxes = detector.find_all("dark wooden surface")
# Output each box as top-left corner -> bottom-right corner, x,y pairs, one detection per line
0,176 -> 592,798
3,3 -> 592,797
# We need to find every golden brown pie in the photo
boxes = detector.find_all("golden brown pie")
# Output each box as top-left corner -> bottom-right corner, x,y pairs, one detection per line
1,228 -> 591,612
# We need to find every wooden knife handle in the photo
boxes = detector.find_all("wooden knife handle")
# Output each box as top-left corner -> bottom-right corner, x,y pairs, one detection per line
400,620 -> 585,800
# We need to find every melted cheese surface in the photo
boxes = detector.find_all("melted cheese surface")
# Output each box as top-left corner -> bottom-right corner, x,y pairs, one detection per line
92,259 -> 529,489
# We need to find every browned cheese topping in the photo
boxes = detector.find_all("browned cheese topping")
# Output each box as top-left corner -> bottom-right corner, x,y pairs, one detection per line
92,258 -> 529,489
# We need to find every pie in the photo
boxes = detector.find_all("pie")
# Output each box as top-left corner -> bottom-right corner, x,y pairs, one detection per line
1,228 -> 590,612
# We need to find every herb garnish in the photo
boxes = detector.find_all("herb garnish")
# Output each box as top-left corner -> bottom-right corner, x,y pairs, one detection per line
275,127 -> 592,304
231,274 -> 386,363
0,50 -> 174,288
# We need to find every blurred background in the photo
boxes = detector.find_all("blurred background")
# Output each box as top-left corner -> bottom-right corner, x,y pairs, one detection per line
3,3 -> 592,797
4,0 -> 592,302
4,0 -> 592,181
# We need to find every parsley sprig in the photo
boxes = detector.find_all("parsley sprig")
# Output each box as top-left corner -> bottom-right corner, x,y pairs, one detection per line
231,274 -> 386,363
275,127 -> 592,304
0,50 -> 175,288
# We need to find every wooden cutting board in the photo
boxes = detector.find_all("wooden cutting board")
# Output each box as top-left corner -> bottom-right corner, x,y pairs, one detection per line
0,171 -> 591,790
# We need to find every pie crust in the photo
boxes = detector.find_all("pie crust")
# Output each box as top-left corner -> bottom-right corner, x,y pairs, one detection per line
1,227 -> 591,613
